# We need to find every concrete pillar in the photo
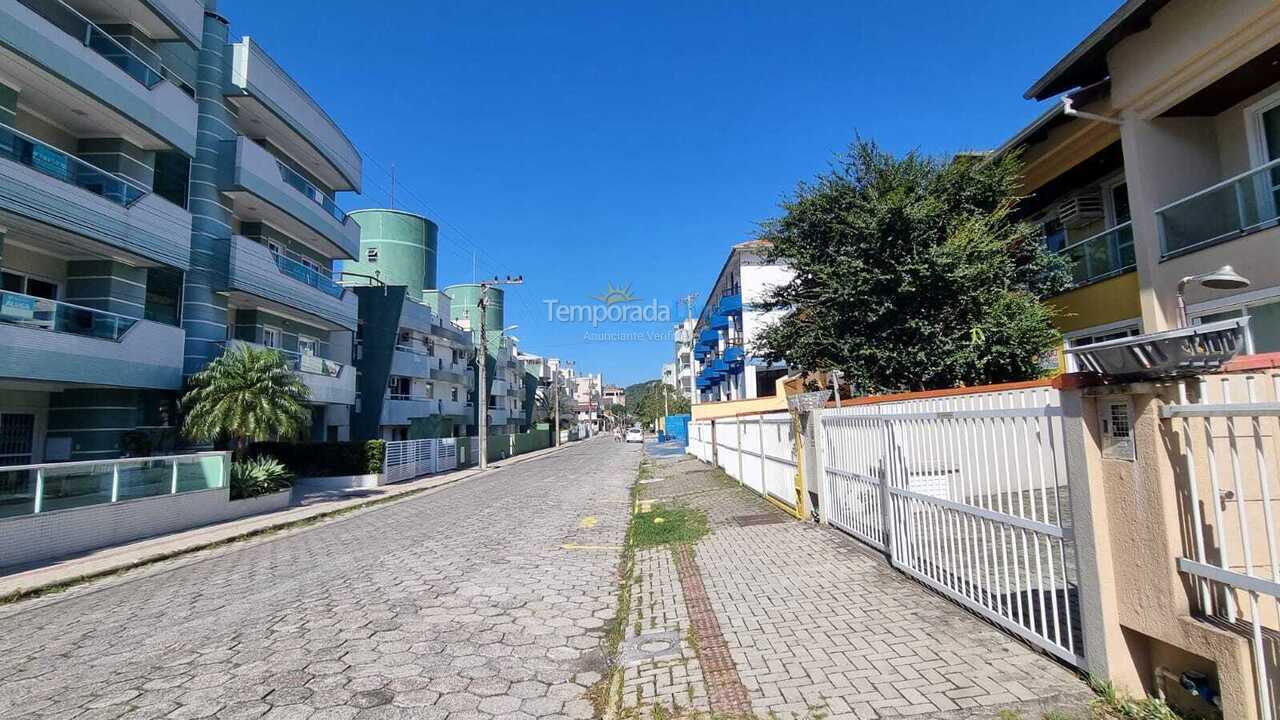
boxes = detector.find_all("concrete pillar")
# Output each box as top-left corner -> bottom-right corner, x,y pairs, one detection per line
181,8 -> 236,376
1119,116 -> 1224,332
0,80 -> 17,127
64,260 -> 148,318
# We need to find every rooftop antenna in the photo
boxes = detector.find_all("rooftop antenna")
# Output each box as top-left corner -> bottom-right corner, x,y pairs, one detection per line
389,163 -> 395,209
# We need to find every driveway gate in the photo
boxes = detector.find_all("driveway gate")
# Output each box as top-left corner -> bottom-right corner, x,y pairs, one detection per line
819,385 -> 1082,666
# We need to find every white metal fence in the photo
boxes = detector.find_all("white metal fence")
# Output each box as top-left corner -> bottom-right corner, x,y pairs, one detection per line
690,415 -> 799,508
820,385 -> 1082,666
1163,375 -> 1280,717
383,438 -> 459,484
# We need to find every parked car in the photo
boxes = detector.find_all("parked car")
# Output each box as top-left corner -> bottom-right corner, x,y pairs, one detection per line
625,428 -> 643,443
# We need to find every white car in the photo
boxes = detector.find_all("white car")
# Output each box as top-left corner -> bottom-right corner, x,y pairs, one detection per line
625,428 -> 643,443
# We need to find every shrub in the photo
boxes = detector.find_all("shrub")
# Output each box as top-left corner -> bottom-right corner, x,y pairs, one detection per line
245,440 -> 386,478
230,455 -> 295,500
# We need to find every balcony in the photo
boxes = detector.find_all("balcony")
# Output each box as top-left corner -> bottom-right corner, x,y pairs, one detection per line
137,0 -> 204,46
227,235 -> 357,331
381,396 -> 441,427
227,340 -> 354,406
719,292 -> 743,315
226,38 -> 361,193
391,345 -> 440,380
0,290 -> 184,389
1059,221 -> 1136,287
1156,159 -> 1280,259
0,123 -> 192,269
1,0 -> 197,154
220,137 -> 360,260
699,328 -> 720,345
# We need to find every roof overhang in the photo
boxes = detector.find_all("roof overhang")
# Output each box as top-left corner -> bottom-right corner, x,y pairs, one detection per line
1025,0 -> 1170,100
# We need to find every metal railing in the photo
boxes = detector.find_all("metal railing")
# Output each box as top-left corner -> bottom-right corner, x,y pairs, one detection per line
1156,157 -> 1280,257
271,251 -> 343,298
276,161 -> 346,223
227,340 -> 342,377
0,123 -> 148,207
1059,221 -> 1135,286
1162,376 -> 1280,718
0,452 -> 229,519
18,0 -> 165,89
0,289 -> 139,341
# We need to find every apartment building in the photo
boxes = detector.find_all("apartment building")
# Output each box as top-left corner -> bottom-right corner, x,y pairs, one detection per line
691,241 -> 793,404
573,373 -> 602,430
995,0 -> 1280,366
0,0 -> 361,461
671,317 -> 695,399
344,210 -> 474,441
602,385 -> 625,408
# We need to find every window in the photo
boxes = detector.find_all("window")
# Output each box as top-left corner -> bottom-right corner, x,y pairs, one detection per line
1106,181 -> 1131,225
1039,216 -> 1067,253
451,387 -> 459,402
297,336 -> 319,357
262,326 -> 281,348
1194,296 -> 1280,355
1,271 -> 59,300
266,241 -> 283,256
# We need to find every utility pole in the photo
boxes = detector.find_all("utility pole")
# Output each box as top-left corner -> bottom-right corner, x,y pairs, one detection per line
678,292 -> 697,402
552,369 -> 560,447
476,275 -> 523,470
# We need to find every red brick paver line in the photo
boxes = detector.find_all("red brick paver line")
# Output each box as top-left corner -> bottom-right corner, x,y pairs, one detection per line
674,544 -> 753,716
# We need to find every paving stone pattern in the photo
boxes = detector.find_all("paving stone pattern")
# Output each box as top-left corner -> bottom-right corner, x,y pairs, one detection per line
627,455 -> 1094,719
0,438 -> 635,720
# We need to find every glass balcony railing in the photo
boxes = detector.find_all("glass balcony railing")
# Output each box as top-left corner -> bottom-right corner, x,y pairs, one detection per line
0,290 -> 138,341
1059,221 -> 1135,287
0,453 -> 228,519
276,161 -> 346,223
272,252 -> 344,298
1156,158 -> 1280,257
0,123 -> 148,207
227,341 -> 343,378
18,0 -> 165,89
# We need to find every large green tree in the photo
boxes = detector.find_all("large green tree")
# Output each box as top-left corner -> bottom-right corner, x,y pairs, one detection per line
755,139 -> 1070,394
626,380 -> 690,427
181,344 -> 311,451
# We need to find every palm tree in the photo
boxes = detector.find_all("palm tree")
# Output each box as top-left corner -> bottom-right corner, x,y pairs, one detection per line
181,344 -> 312,452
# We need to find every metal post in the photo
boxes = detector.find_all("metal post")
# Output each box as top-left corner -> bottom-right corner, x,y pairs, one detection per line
33,468 -> 44,514
553,373 -> 560,447
171,459 -> 179,494
111,463 -> 120,503
478,291 -> 488,470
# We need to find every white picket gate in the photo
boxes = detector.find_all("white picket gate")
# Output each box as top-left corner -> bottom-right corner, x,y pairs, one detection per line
692,414 -> 800,509
383,438 -> 461,483
820,385 -> 1082,666
1162,375 -> 1280,717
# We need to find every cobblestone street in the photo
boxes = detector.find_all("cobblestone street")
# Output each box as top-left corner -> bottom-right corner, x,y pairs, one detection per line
621,452 -> 1094,720
0,438 -> 636,720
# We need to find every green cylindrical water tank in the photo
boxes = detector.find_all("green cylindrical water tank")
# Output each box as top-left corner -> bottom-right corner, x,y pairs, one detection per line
343,209 -> 438,296
446,283 -> 504,351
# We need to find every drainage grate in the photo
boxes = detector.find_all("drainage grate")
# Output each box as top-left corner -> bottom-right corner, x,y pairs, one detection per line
733,513 -> 786,526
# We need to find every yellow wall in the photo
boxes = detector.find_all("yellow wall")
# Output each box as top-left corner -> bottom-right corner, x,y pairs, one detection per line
691,394 -> 787,421
1047,272 -> 1143,334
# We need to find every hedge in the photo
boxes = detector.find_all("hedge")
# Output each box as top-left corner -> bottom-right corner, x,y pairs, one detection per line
246,440 -> 386,478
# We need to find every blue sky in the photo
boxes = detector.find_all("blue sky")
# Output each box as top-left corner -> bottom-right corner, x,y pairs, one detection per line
220,0 -> 1117,386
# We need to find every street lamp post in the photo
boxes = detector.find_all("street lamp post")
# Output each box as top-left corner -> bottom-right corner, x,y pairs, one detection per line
1176,265 -> 1251,328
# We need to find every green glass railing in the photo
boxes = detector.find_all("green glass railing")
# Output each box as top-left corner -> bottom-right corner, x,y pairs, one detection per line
276,162 -> 347,223
1156,158 -> 1280,257
0,290 -> 138,341
0,453 -> 228,519
272,252 -> 344,298
1059,221 -> 1135,287
18,0 -> 165,89
0,123 -> 148,207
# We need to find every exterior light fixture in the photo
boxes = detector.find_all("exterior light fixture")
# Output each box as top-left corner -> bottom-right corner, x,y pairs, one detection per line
1177,265 -> 1250,327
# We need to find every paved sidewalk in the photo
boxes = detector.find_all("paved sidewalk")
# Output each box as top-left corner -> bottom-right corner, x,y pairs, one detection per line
620,454 -> 1093,720
0,440 -> 579,600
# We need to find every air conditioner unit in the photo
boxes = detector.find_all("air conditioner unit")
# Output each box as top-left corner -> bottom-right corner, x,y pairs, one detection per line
1057,191 -> 1104,228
